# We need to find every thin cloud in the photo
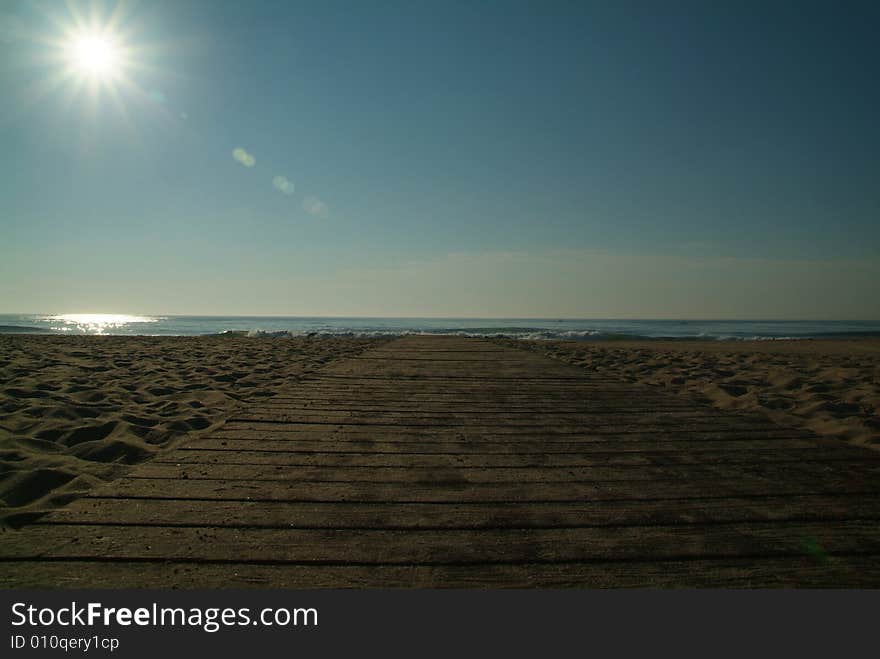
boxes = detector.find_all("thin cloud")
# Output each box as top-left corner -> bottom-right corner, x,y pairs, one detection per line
232,147 -> 256,168
303,196 -> 328,218
272,176 -> 294,195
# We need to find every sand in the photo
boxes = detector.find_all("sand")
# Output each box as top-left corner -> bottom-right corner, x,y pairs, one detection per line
497,337 -> 880,450
3,334 -> 879,528
0,334 -> 384,525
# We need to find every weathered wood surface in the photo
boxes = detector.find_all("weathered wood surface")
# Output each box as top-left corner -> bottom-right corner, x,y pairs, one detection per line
2,336 -> 879,588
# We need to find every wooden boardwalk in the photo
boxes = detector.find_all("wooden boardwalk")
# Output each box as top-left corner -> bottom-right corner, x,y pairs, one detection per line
2,336 -> 880,587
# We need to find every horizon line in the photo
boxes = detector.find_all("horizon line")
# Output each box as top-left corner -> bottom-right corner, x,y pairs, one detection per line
3,312 -> 880,323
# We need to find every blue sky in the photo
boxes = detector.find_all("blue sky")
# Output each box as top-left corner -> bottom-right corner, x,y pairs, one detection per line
1,1 -> 878,317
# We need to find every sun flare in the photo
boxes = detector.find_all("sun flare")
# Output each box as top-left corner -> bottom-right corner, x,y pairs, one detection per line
22,1 -> 161,123
65,30 -> 124,80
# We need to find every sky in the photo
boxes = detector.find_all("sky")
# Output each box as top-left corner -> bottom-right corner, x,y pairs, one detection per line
1,0 -> 878,318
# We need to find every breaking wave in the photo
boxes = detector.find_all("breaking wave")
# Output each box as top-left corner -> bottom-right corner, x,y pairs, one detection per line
4,315 -> 880,340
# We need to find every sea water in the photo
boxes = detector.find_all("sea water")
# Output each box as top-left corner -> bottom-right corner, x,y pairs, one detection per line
2,314 -> 880,340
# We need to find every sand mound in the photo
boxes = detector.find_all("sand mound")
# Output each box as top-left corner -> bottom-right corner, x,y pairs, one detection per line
499,338 -> 880,450
0,334 -> 383,525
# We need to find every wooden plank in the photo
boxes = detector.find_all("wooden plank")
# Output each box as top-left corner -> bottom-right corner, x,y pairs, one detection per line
126,460 -> 880,484
158,446 -> 878,467
221,419 -> 789,432
301,374 -> 657,383
269,391 -> 700,404
2,521 -> 878,562
85,477 -> 880,503
251,403 -> 699,413
40,494 -> 880,528
241,408 -> 747,419
206,427 -> 814,441
247,383 -> 685,394
187,437 -> 826,454
266,394 -> 689,403
3,556 -> 877,588
269,386 -> 686,395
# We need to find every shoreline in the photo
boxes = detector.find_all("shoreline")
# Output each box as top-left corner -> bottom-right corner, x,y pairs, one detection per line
4,315 -> 880,343
4,326 -> 880,342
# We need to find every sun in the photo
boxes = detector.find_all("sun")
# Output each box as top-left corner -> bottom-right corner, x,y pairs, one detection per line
16,1 -> 163,127
65,30 -> 124,80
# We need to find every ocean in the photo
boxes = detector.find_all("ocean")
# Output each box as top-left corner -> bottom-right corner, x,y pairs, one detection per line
1,314 -> 880,340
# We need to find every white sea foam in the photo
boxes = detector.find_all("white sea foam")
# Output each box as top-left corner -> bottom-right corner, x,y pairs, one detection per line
3,315 -> 879,339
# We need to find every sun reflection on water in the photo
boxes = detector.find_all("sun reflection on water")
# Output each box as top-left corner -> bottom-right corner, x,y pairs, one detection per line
48,314 -> 159,334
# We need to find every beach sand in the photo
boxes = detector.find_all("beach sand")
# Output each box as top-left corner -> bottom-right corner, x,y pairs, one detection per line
0,334 -> 384,525
3,334 -> 878,527
497,337 -> 880,450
